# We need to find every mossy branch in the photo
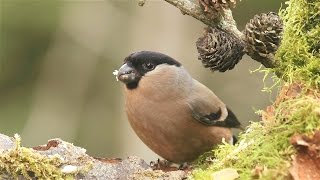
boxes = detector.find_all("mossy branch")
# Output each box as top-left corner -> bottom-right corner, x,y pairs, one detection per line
191,0 -> 320,178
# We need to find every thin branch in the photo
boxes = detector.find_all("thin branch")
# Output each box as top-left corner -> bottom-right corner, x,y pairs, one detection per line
163,0 -> 243,39
163,0 -> 217,26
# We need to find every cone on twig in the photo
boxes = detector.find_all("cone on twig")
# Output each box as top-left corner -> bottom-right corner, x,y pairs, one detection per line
196,27 -> 245,72
243,12 -> 283,68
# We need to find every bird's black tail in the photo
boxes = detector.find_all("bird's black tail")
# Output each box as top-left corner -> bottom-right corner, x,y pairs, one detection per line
232,135 -> 238,145
225,107 -> 242,129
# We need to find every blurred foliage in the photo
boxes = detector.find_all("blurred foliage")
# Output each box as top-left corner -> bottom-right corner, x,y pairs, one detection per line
0,1 -> 59,133
1,1 -> 59,87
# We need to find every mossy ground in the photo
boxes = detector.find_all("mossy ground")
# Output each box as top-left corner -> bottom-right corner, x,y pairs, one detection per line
191,0 -> 320,179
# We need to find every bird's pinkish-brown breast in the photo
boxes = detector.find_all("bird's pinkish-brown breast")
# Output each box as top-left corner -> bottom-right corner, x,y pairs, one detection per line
124,85 -> 232,163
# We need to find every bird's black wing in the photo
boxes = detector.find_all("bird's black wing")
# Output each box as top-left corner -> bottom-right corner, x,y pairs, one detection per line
192,107 -> 241,128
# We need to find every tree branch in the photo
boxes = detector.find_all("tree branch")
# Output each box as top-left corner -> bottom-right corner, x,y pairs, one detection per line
163,0 -> 243,39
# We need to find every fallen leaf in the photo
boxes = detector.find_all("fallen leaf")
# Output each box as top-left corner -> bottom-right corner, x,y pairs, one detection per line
262,105 -> 275,123
289,131 -> 320,180
32,139 -> 59,151
251,165 -> 267,178
211,168 -> 239,180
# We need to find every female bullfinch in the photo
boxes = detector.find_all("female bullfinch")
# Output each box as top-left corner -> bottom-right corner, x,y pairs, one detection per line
116,51 -> 241,163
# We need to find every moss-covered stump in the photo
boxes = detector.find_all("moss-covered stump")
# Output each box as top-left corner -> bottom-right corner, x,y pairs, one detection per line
0,134 -> 188,179
192,83 -> 320,179
192,0 -> 320,179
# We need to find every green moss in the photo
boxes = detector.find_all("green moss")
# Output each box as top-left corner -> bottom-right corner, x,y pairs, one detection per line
0,135 -> 69,179
192,90 -> 320,179
192,0 -> 320,179
276,0 -> 320,86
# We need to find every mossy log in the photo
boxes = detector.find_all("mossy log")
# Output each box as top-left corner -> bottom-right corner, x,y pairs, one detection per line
0,134 -> 188,179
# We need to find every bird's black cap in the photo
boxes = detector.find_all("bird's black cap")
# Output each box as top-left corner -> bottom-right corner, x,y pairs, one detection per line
119,51 -> 181,89
124,51 -> 181,68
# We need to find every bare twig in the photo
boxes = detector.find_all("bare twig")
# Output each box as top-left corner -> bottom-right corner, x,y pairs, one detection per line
163,0 -> 243,39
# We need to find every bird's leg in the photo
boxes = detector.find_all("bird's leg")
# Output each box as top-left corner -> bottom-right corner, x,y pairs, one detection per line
157,159 -> 173,168
178,162 -> 189,170
150,159 -> 190,171
149,160 -> 156,167
158,160 -> 191,170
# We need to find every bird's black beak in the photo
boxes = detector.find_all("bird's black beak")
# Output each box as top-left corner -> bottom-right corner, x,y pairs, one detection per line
117,63 -> 140,84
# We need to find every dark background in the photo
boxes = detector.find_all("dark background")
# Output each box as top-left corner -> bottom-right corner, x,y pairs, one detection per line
0,0 -> 285,162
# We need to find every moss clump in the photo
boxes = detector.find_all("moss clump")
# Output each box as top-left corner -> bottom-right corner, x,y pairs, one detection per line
276,0 -> 320,86
0,135 -> 71,179
192,0 -> 319,179
192,84 -> 320,179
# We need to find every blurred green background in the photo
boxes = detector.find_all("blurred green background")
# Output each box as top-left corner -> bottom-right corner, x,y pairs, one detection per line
0,0 -> 285,162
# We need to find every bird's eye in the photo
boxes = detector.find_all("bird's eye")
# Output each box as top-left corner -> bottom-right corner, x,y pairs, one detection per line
143,62 -> 155,70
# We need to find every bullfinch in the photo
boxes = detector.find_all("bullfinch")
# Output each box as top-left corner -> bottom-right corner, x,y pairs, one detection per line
115,51 -> 241,163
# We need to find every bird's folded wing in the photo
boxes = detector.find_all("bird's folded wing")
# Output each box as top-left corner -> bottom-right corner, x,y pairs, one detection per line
188,80 -> 241,128
191,107 -> 241,128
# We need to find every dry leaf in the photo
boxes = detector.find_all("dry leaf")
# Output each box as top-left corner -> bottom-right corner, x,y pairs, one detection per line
289,131 -> 320,180
211,168 -> 239,180
251,165 -> 267,178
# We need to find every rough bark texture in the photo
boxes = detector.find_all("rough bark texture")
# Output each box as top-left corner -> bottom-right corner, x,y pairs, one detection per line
0,134 -> 188,180
163,0 -> 243,39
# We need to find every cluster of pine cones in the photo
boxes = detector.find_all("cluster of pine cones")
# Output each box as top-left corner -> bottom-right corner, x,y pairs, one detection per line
196,0 -> 283,72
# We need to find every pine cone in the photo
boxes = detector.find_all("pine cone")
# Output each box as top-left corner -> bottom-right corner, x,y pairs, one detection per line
196,27 -> 245,72
244,12 -> 283,68
198,0 -> 239,11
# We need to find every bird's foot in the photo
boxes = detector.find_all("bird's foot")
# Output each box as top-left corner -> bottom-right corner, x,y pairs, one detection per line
178,162 -> 189,170
150,159 -> 174,171
150,159 -> 192,171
